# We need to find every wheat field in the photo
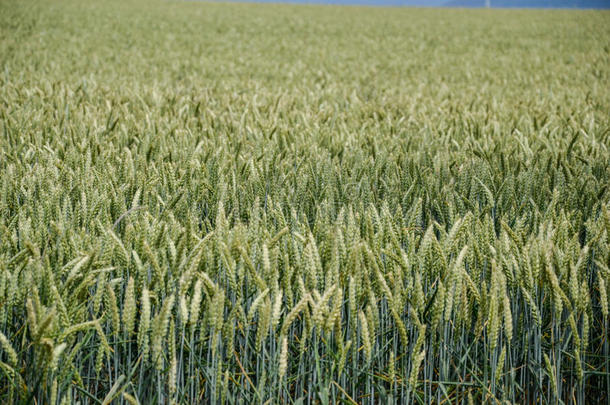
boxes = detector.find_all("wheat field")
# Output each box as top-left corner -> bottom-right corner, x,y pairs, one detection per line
0,0 -> 609,403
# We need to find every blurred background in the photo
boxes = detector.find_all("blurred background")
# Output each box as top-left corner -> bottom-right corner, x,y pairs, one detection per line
229,0 -> 610,8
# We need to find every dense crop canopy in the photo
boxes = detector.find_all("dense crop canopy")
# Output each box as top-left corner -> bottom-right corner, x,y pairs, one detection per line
0,0 -> 609,403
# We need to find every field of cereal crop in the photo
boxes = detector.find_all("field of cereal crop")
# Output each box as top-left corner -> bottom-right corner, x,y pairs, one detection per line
1,0 -> 609,403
